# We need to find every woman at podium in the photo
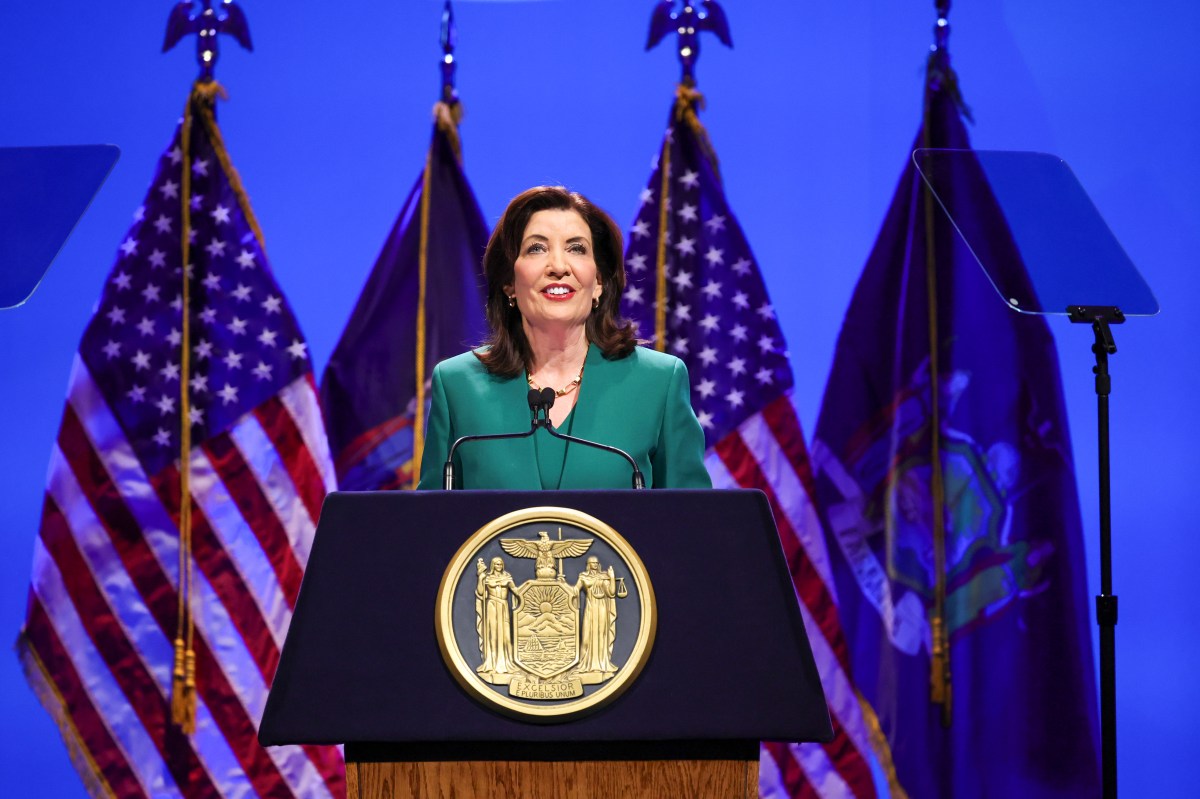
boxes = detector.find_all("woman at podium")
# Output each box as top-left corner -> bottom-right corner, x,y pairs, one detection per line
417,186 -> 710,490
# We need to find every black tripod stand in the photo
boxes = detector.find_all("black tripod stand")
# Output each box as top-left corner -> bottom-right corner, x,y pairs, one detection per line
1068,304 -> 1124,799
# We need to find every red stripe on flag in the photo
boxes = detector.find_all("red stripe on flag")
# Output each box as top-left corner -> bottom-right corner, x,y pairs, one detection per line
332,411 -> 412,477
716,429 -> 876,799
715,430 -> 854,676
255,397 -> 328,525
57,408 -> 299,799
39,495 -> 219,799
761,395 -> 822,503
153,464 -> 281,681
826,711 -> 877,799
763,741 -> 821,799
203,432 -> 305,605
24,593 -> 148,799
301,743 -> 347,797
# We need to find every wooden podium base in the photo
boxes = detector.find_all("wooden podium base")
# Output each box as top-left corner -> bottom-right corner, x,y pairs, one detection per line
346,758 -> 758,799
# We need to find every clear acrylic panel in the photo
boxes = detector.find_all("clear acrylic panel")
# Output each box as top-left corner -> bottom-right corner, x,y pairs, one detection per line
0,145 -> 120,309
912,149 -> 1159,316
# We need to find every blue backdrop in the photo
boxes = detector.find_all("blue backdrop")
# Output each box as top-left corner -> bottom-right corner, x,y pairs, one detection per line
2,1 -> 1196,796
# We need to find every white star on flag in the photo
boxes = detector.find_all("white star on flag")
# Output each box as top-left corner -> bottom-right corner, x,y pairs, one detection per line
218,383 -> 239,405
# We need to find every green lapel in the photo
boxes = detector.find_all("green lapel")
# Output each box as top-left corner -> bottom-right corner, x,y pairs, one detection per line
558,344 -> 617,489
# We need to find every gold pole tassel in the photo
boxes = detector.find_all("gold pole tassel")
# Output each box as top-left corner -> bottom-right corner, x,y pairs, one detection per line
672,81 -> 721,183
169,81 -> 216,734
921,66 -> 952,727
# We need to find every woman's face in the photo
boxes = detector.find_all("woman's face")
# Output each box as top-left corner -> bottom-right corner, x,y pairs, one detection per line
508,208 -> 603,337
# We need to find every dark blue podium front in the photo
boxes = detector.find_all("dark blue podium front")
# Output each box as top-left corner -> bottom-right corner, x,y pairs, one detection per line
259,489 -> 832,758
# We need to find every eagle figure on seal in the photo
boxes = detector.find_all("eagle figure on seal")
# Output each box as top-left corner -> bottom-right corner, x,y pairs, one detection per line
500,531 -> 593,579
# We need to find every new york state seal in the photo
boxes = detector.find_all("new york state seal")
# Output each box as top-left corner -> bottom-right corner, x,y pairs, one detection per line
435,507 -> 656,721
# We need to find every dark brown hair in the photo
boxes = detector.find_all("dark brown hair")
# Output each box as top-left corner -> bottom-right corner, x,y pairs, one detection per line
476,186 -> 637,377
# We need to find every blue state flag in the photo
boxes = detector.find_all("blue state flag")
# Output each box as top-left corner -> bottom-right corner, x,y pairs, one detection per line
321,104 -> 488,490
809,42 -> 1102,799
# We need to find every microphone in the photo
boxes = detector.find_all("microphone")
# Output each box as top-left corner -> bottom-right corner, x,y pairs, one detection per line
442,386 -> 646,489
442,390 -> 547,490
538,390 -> 647,490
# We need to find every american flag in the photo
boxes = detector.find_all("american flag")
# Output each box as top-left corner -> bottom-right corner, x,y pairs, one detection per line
620,85 -> 897,799
17,85 -> 345,798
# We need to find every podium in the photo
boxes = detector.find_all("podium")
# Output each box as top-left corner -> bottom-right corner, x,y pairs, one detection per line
260,489 -> 833,798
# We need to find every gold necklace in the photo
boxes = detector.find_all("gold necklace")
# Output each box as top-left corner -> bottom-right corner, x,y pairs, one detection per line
527,361 -> 585,397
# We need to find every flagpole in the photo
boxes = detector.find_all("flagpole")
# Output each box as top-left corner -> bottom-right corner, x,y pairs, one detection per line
645,1 -> 732,352
922,0 -> 955,727
413,1 -> 465,488
162,0 -> 254,734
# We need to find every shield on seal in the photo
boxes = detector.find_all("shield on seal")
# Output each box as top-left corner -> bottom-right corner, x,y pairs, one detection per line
512,579 -> 579,679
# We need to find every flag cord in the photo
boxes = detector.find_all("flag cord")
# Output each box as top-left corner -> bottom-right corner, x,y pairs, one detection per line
412,141 -> 435,489
921,73 -> 953,726
171,83 -> 200,734
654,133 -> 671,352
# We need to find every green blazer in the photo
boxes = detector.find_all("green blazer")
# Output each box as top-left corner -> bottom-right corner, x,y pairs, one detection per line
417,345 -> 711,490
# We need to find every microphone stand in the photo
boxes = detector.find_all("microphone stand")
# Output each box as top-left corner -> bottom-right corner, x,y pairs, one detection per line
442,388 -> 646,490
533,387 -> 645,489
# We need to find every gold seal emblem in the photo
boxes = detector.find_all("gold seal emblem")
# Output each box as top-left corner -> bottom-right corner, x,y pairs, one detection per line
435,507 -> 656,720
